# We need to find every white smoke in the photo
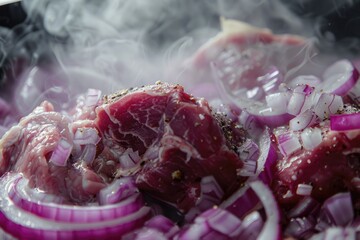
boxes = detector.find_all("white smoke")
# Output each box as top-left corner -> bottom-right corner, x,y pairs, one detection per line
3,0 -> 355,115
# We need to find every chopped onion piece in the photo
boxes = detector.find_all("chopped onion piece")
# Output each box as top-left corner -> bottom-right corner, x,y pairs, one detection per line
296,184 -> 313,196
284,217 -> 315,239
206,208 -> 242,237
319,192 -> 354,227
238,139 -> 259,176
132,228 -> 167,240
196,176 -> 224,211
239,160 -> 257,177
265,92 -> 290,111
98,177 -> 138,205
312,227 -> 357,240
220,184 -> 258,219
80,144 -> 97,164
300,127 -> 322,150
85,88 -> 102,107
144,215 -> 179,238
179,207 -> 242,239
330,113 -> 360,131
73,128 -> 100,145
344,130 -> 360,140
119,148 -> 141,169
238,110 -> 262,136
238,139 -> 260,162
314,93 -> 343,120
277,132 -> 302,157
49,138 -> 73,166
321,59 -> 359,96
287,85 -> 308,115
219,132 -> 276,216
289,109 -> 319,131
287,197 -> 320,219
255,108 -> 294,128
348,79 -> 360,104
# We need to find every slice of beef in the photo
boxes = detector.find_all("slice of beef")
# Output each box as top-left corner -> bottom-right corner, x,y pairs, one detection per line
186,19 -> 309,103
0,100 -> 105,204
272,120 -> 360,210
95,82 -> 246,212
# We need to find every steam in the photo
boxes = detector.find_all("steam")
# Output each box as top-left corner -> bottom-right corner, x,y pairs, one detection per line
0,0 -> 358,116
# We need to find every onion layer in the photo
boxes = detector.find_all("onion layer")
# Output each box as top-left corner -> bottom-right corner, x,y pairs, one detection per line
330,113 -> 360,131
0,173 -> 151,240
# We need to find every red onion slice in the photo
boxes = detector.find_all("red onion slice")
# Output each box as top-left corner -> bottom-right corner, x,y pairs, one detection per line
330,113 -> 360,131
14,175 -> 66,204
0,173 -> 151,240
249,181 -> 281,240
9,174 -> 145,223
320,59 -> 359,96
237,211 -> 264,240
0,206 -> 151,240
256,128 -> 278,184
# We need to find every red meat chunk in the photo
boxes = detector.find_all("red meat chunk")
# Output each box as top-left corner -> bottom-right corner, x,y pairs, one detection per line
95,82 -> 246,211
272,123 -> 360,209
0,101 -> 105,203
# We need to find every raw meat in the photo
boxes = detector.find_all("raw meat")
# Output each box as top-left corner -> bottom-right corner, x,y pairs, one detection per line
0,82 -> 247,211
95,82 -> 247,211
272,120 -> 360,209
